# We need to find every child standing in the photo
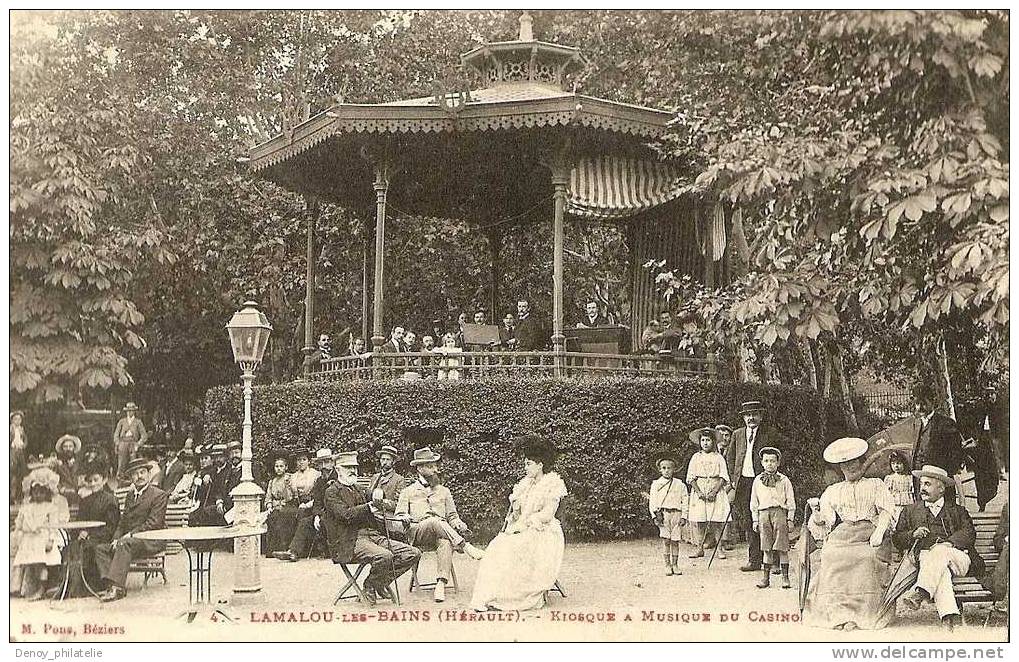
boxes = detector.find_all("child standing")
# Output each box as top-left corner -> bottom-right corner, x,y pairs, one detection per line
648,457 -> 689,575
686,427 -> 731,560
883,451 -> 914,523
750,447 -> 795,589
10,479 -> 65,600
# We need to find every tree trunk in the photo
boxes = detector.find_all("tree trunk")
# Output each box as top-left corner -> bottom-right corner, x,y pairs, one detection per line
820,343 -> 833,400
935,332 -> 957,420
802,339 -> 819,391
826,337 -> 858,433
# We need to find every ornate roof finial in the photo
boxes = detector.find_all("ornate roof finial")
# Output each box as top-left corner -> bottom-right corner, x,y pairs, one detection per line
518,11 -> 534,41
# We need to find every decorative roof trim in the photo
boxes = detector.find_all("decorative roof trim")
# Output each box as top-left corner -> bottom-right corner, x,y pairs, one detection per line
249,95 -> 674,173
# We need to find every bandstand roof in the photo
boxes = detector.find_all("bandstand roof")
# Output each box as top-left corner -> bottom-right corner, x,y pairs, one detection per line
247,13 -> 679,221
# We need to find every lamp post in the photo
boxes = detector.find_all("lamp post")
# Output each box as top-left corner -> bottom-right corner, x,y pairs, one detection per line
225,300 -> 272,603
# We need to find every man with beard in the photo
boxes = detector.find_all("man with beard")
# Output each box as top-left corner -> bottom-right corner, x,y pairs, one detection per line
894,465 -> 984,630
512,299 -> 545,351
323,451 -> 420,606
911,384 -> 966,503
53,434 -> 82,506
725,401 -> 786,573
274,448 -> 339,561
396,447 -> 484,602
367,445 -> 407,538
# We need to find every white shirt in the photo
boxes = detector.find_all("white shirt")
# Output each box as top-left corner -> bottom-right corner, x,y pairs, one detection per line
741,426 -> 758,478
926,497 -> 945,518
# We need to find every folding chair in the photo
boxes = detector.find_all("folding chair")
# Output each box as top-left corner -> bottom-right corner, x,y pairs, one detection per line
408,552 -> 459,593
332,562 -> 371,606
548,579 -> 567,598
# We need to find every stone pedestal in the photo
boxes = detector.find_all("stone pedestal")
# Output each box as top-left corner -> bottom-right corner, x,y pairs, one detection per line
230,481 -> 265,604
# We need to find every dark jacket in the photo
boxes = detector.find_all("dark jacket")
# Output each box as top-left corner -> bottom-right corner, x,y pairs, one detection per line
912,413 -> 966,479
993,502 -> 1008,552
513,315 -> 545,351
115,484 -> 168,538
311,468 -> 338,517
367,471 -> 406,515
162,457 -> 186,492
378,339 -> 403,354
725,425 -> 785,482
78,485 -> 120,545
892,500 -> 985,577
322,480 -> 375,563
577,314 -> 609,328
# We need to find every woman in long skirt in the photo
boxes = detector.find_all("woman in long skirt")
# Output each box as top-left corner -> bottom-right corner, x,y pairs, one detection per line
470,435 -> 567,612
686,427 -> 731,559
803,437 -> 896,631
263,456 -> 298,557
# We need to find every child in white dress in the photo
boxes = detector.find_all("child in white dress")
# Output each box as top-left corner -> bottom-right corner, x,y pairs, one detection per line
883,451 -> 914,524
686,427 -> 731,560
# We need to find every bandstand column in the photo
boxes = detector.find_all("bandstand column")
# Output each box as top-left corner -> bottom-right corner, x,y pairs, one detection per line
371,164 -> 389,349
551,166 -> 569,376
302,198 -> 320,377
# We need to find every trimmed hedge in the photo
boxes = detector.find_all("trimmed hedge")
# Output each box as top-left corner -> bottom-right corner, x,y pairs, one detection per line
204,377 -> 848,541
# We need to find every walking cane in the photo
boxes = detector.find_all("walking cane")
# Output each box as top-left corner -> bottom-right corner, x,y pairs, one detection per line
379,514 -> 402,606
707,506 -> 732,569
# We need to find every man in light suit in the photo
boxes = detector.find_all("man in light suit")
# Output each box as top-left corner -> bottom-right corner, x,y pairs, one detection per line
725,400 -> 785,572
93,457 -> 168,602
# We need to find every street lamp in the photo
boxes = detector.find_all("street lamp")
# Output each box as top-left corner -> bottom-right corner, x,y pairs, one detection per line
225,300 -> 272,602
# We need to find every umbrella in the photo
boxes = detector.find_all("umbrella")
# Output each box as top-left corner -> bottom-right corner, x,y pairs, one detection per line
794,502 -> 818,616
877,542 -> 920,622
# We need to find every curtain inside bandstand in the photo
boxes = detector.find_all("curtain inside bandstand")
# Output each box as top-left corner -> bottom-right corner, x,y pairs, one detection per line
567,156 -> 687,220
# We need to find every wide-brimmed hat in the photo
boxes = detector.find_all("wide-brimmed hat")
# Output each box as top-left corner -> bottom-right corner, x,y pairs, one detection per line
714,424 -> 733,435
209,443 -> 227,456
225,440 -> 242,452
823,437 -> 868,464
740,400 -> 764,415
375,445 -> 399,459
123,402 -> 139,412
55,434 -> 82,454
409,446 -> 442,466
178,449 -> 196,462
758,446 -> 782,461
312,447 -> 336,463
10,410 -> 23,422
912,464 -> 954,485
125,457 -> 152,474
335,451 -> 359,468
688,427 -> 721,445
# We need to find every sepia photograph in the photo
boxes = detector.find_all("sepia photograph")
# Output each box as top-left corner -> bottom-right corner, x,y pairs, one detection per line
7,7 -> 1010,651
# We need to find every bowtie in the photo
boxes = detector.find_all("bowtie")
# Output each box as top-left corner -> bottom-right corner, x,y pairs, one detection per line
759,472 -> 781,487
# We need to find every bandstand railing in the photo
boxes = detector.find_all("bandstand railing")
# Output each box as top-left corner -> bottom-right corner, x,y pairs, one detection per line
308,351 -> 724,382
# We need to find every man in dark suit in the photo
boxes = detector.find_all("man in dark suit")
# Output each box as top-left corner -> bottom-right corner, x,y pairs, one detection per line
725,400 -> 785,572
912,386 -> 966,502
322,451 -> 420,606
77,462 -> 121,590
498,313 -> 516,348
161,447 -> 187,493
274,448 -> 339,561
366,445 -> 407,539
576,300 -> 609,328
378,327 -> 406,353
513,299 -> 545,351
894,465 -> 985,630
93,457 -> 168,602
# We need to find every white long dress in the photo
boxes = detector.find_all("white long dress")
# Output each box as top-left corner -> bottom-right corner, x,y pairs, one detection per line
470,472 -> 568,611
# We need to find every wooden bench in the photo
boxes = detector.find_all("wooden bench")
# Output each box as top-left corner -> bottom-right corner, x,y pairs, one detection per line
113,487 -> 190,586
952,510 -> 1002,623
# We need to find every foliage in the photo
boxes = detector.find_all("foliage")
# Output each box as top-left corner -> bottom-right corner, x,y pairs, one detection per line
204,377 -> 846,540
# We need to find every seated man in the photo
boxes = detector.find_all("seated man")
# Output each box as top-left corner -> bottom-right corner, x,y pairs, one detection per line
367,445 -> 407,539
395,447 -> 484,603
92,457 -> 168,602
76,462 -> 121,590
322,451 -> 420,606
274,448 -> 337,561
982,500 -> 1008,610
894,464 -> 985,630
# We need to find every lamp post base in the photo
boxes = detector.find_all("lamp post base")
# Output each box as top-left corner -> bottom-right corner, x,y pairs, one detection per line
230,482 -> 265,600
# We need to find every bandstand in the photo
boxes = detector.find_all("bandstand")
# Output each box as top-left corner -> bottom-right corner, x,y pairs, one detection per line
247,13 -> 731,382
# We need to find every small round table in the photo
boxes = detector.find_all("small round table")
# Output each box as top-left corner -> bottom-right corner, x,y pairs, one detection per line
134,524 -> 266,623
44,521 -> 107,600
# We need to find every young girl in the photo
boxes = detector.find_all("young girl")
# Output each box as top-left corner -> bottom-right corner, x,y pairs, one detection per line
686,427 -> 732,560
11,479 -> 65,600
436,333 -> 463,380
648,457 -> 689,575
883,451 -> 914,523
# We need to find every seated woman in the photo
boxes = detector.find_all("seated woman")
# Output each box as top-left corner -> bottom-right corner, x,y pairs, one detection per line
263,455 -> 298,558
803,437 -> 895,631
470,434 -> 567,612
169,451 -> 198,507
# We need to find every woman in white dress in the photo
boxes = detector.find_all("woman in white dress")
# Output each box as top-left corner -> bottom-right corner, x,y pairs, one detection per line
470,435 -> 568,612
802,437 -> 895,631
686,427 -> 731,559
436,333 -> 463,381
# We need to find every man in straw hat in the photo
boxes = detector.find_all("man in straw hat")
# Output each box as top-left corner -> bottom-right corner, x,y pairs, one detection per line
93,456 -> 168,602
367,445 -> 408,537
274,447 -> 338,561
323,450 -> 420,606
893,464 -> 984,630
113,402 -> 148,480
725,400 -> 786,572
396,447 -> 485,603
